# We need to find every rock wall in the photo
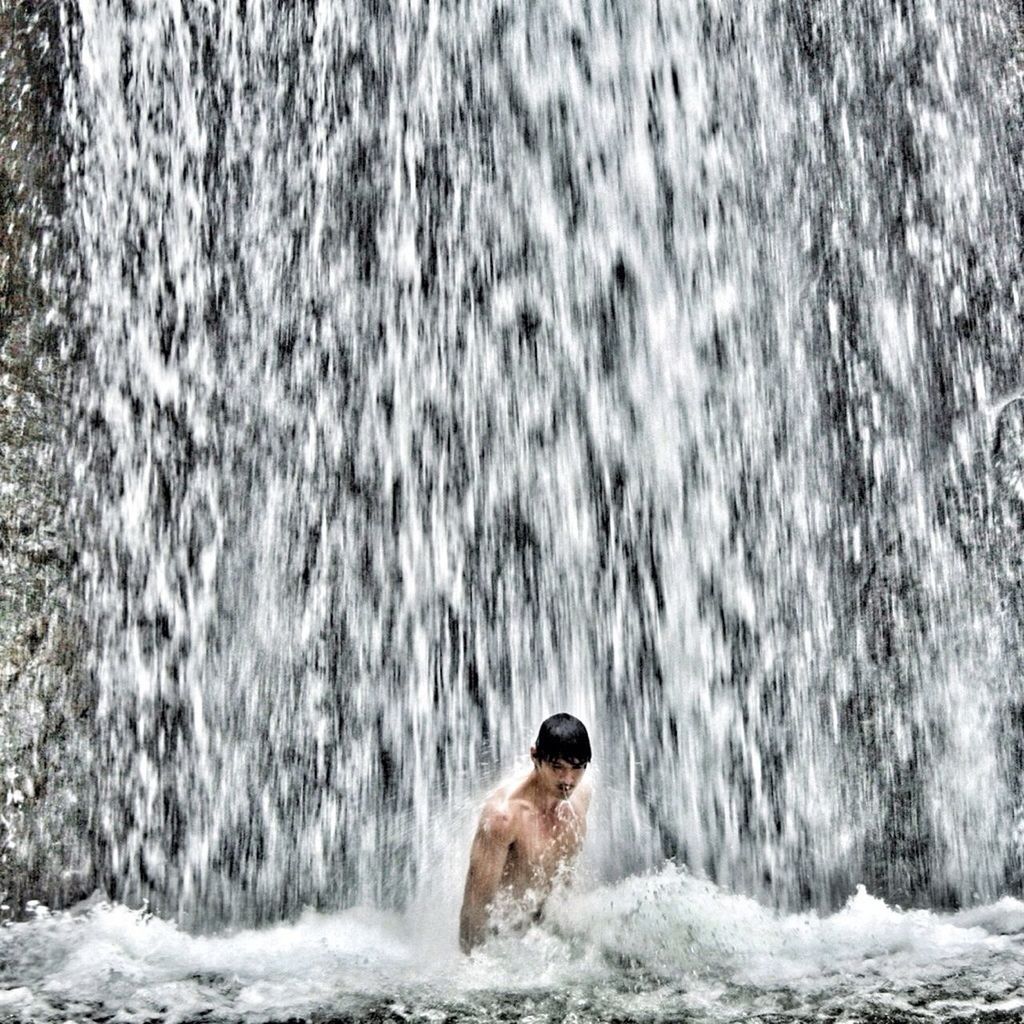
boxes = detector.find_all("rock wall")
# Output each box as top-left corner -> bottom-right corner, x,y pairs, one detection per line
0,0 -> 89,918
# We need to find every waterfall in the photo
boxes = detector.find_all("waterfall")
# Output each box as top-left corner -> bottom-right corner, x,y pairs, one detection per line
60,0 -> 1024,927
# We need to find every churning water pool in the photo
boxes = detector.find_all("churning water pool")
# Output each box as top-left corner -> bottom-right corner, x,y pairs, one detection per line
3,868 -> 1023,1024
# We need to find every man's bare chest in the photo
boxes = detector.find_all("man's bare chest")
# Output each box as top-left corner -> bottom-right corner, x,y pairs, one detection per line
508,812 -> 584,877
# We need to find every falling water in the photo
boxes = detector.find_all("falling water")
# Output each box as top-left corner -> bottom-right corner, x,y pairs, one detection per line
51,0 -> 1024,938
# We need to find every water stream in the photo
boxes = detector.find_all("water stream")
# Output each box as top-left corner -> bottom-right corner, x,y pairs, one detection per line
6,0 -> 1024,1019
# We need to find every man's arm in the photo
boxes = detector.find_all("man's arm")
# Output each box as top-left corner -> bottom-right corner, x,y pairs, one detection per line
459,805 -> 514,953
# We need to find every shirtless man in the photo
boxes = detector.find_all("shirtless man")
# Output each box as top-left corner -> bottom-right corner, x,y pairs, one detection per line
459,713 -> 592,952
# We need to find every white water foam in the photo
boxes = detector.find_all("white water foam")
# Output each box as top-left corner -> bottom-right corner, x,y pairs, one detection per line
2,867 -> 1021,1023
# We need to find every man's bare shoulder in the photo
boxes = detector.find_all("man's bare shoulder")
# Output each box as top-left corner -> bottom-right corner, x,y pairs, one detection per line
475,787 -> 525,843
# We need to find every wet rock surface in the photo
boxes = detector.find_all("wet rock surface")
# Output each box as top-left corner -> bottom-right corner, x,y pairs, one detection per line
0,0 -> 87,919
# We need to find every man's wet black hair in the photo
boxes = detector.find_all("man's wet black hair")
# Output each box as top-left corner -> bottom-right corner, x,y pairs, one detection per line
534,713 -> 592,766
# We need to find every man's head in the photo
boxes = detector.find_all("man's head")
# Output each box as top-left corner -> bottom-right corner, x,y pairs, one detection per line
531,713 -> 591,799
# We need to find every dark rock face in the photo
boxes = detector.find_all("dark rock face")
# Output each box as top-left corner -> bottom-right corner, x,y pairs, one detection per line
0,1 -> 89,920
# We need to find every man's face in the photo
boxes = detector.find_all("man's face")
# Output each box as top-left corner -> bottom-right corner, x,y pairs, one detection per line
535,755 -> 587,799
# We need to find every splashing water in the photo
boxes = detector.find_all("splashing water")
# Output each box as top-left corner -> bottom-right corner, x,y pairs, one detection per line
3,870 -> 1024,1023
